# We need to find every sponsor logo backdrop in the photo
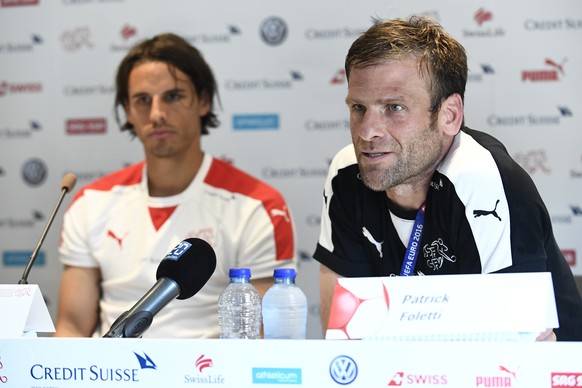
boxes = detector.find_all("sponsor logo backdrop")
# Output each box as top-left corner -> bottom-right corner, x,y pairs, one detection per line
0,0 -> 580,338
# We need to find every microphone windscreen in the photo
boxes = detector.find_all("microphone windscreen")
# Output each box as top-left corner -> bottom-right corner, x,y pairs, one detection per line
61,173 -> 77,192
156,238 -> 217,299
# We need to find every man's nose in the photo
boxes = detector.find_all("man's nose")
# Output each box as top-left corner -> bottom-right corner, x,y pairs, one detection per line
149,96 -> 167,125
355,110 -> 385,142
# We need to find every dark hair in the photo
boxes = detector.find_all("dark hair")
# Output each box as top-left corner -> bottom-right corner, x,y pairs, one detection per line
345,16 -> 467,116
114,33 -> 220,135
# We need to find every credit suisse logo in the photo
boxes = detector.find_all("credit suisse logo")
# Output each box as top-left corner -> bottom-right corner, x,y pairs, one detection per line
304,26 -> 363,40
486,106 -> 572,128
66,118 -> 107,135
0,120 -> 42,139
184,25 -> 241,45
225,71 -> 303,91
552,372 -> 582,387
0,81 -> 42,97
0,209 -> 44,230
0,34 -> 43,54
525,18 -> 582,31
522,58 -> 566,82
387,371 -> 448,386
467,63 -> 495,83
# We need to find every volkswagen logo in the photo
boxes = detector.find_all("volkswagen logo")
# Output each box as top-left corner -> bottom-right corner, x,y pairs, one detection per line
329,355 -> 358,385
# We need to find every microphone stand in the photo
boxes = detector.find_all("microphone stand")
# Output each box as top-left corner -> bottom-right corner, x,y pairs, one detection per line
19,174 -> 76,284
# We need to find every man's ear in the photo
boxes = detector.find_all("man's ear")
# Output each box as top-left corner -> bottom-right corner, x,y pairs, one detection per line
198,92 -> 211,117
440,93 -> 464,135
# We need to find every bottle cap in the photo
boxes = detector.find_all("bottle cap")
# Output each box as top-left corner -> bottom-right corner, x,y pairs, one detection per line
273,268 -> 296,279
229,268 -> 251,278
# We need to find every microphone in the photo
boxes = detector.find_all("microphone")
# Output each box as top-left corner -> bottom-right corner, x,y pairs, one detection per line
103,237 -> 217,338
18,172 -> 77,284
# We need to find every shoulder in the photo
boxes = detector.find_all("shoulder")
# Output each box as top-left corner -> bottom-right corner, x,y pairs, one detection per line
71,162 -> 145,203
203,157 -> 286,204
325,144 -> 358,186
330,144 -> 357,171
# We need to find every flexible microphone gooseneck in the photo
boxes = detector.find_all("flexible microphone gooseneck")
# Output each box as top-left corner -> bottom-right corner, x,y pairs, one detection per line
103,237 -> 217,338
18,172 -> 77,285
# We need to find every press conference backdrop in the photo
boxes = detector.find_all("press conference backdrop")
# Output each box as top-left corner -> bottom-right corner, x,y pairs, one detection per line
0,0 -> 581,339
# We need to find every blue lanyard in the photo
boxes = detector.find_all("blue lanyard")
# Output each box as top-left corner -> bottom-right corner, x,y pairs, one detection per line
400,202 -> 426,276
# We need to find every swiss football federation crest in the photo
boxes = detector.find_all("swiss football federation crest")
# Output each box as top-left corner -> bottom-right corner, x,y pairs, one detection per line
423,238 -> 457,271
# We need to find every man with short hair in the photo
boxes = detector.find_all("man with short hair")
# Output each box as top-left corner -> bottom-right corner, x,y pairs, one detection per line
55,33 -> 296,338
314,17 -> 582,341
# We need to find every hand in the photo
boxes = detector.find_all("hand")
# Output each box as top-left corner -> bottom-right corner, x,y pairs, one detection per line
536,328 -> 556,342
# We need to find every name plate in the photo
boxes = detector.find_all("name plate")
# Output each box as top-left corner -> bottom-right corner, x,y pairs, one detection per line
325,272 -> 558,341
0,284 -> 55,338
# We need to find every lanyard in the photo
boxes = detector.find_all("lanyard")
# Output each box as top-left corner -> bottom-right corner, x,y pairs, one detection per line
400,202 -> 426,276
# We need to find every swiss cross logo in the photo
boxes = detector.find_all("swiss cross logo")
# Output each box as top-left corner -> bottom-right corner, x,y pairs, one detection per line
388,372 -> 404,386
562,250 -> 576,266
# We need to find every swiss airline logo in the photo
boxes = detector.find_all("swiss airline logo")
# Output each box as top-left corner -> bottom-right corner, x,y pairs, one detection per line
475,365 -> 519,387
1,0 -> 38,6
66,118 -> 106,134
0,81 -> 42,97
552,372 -> 582,387
522,58 -> 566,82
388,371 -> 448,386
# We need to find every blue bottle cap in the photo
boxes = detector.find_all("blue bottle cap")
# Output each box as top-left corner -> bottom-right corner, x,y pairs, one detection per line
229,268 -> 251,278
273,268 -> 296,279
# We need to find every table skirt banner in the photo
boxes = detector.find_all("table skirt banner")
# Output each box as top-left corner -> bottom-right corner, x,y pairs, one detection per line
0,338 -> 581,387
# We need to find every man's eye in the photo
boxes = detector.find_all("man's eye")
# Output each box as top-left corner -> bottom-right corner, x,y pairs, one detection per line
135,96 -> 150,105
352,104 -> 365,113
389,104 -> 403,112
165,92 -> 183,102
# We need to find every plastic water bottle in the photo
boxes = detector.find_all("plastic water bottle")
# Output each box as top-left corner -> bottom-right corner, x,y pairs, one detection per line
262,268 -> 307,339
218,268 -> 262,339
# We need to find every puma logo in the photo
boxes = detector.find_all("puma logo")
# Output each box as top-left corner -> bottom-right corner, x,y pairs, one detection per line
473,199 -> 501,221
362,227 -> 383,258
107,230 -> 128,249
499,365 -> 518,380
270,207 -> 290,223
